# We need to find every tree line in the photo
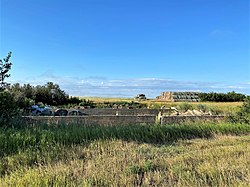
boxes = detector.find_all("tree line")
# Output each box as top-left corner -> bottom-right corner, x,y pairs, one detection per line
198,92 -> 246,102
7,82 -> 82,108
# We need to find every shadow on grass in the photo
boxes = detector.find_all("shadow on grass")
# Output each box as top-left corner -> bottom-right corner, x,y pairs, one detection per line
0,121 -> 250,177
1,121 -> 250,158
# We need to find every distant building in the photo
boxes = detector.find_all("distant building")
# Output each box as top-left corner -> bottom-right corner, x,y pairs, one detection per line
134,94 -> 147,100
156,92 -> 200,102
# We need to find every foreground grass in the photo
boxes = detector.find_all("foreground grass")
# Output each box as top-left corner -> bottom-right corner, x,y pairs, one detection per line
0,122 -> 249,186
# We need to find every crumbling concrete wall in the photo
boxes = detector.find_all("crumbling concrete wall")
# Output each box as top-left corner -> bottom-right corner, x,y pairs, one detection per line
80,109 -> 172,116
160,115 -> 225,124
23,115 -> 225,126
24,115 -> 157,125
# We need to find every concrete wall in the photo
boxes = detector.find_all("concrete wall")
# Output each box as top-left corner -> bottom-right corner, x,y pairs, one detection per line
23,115 -> 225,125
80,109 -> 171,116
24,115 -> 156,125
160,115 -> 225,124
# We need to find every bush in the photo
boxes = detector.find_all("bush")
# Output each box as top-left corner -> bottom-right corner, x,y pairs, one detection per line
235,96 -> 250,124
196,104 -> 208,112
8,82 -> 92,107
227,96 -> 250,124
79,99 -> 95,108
0,91 -> 19,125
178,103 -> 193,112
68,97 -> 82,105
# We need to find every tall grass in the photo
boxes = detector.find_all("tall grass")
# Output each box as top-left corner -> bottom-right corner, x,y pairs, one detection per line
0,122 -> 249,186
1,122 -> 250,157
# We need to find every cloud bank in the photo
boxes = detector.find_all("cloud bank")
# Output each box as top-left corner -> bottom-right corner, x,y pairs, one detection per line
10,73 -> 250,98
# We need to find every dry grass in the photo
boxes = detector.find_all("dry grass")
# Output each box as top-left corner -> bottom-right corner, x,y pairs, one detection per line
81,97 -> 134,103
81,97 -> 242,114
0,122 -> 249,186
1,135 -> 249,186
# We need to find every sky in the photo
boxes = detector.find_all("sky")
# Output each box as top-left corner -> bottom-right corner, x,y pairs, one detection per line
0,0 -> 249,98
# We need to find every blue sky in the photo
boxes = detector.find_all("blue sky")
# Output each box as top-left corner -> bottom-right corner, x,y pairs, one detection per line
0,0 -> 249,97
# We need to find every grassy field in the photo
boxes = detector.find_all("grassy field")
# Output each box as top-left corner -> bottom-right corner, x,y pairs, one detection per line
82,97 -> 134,103
0,122 -> 249,186
82,97 -> 242,114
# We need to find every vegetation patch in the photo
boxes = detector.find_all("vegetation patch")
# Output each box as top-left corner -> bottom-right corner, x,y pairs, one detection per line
0,122 -> 250,186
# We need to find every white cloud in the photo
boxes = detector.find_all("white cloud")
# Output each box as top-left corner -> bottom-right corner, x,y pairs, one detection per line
9,73 -> 250,98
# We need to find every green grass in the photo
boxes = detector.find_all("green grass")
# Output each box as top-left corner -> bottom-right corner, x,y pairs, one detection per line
0,122 -> 249,186
81,97 -> 242,114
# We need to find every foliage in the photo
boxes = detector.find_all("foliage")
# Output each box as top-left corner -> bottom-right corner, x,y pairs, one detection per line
196,104 -> 209,112
0,52 -> 12,91
199,91 -> 246,102
0,122 -> 249,186
8,82 -> 84,107
231,96 -> 250,124
95,101 -> 147,109
177,102 -> 193,112
34,82 -> 69,105
79,99 -> 95,108
68,96 -> 82,105
0,91 -> 19,125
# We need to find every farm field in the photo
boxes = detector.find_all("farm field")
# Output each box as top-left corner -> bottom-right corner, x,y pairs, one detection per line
0,122 -> 249,186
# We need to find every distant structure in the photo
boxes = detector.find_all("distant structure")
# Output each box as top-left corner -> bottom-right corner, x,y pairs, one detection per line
134,94 -> 147,100
156,92 -> 200,102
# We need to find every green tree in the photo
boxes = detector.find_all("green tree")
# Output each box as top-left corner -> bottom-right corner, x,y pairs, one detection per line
0,52 -> 12,91
236,96 -> 250,124
0,52 -> 20,124
34,82 -> 69,105
0,90 -> 18,126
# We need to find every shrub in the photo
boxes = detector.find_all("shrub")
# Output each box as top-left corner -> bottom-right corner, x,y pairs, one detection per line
178,103 -> 193,112
0,91 -> 19,125
79,99 -> 95,108
196,104 -> 208,112
235,96 -> 250,124
227,96 -> 250,124
68,97 -> 82,105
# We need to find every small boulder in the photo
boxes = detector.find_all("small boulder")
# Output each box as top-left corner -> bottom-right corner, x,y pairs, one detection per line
54,109 -> 68,116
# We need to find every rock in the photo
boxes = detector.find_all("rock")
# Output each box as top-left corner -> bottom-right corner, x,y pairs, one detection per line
54,109 -> 68,116
182,109 -> 195,116
170,111 -> 179,116
192,109 -> 203,116
68,110 -> 86,116
161,105 -> 166,109
170,107 -> 178,111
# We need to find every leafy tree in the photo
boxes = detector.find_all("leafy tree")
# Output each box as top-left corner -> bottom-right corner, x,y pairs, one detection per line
9,81 -> 87,107
0,90 -> 19,126
236,96 -> 250,124
199,92 -> 246,102
0,52 -> 12,91
34,82 -> 69,105
0,52 -> 19,125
